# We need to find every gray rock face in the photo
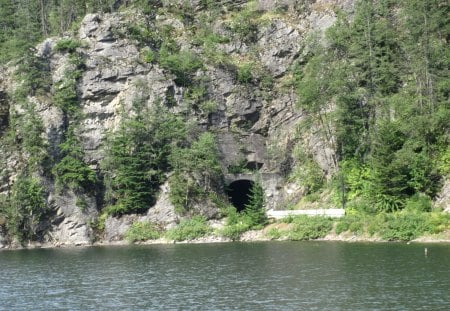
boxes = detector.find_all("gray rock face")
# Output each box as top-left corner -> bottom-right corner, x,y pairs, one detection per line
0,1 -> 362,246
257,19 -> 302,78
46,190 -> 97,246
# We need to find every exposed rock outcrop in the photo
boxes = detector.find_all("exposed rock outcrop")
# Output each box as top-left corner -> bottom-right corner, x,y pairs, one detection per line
5,0 -> 416,247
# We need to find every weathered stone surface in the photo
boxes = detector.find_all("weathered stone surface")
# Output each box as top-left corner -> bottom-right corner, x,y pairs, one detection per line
104,215 -> 137,242
145,182 -> 179,226
257,19 -> 302,78
47,190 -> 97,246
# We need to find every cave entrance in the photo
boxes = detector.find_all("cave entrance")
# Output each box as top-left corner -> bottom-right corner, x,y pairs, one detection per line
227,179 -> 255,212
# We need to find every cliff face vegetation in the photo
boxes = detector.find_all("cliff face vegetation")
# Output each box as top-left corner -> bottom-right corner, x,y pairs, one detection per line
0,0 -> 448,246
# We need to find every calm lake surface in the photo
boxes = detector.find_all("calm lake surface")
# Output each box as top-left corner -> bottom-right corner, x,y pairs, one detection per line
1,242 -> 449,310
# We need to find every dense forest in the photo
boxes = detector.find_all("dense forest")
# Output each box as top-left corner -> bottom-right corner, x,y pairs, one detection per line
0,0 -> 448,245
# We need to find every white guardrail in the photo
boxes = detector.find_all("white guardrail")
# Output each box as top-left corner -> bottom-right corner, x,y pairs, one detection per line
267,209 -> 345,219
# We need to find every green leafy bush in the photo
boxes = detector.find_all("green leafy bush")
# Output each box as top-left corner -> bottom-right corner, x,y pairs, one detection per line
335,214 -> 366,235
125,221 -> 161,242
236,62 -> 253,84
218,206 -> 253,240
165,216 -> 212,241
404,194 -> 433,212
54,39 -> 82,53
158,49 -> 203,86
266,227 -> 282,239
286,216 -> 333,240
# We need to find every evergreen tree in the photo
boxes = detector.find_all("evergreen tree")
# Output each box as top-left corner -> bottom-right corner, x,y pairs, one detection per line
244,181 -> 267,228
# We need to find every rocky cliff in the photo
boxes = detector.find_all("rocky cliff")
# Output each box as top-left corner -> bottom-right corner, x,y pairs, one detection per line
1,0 -> 447,247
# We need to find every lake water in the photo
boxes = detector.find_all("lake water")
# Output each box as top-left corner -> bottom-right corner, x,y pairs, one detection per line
0,242 -> 449,310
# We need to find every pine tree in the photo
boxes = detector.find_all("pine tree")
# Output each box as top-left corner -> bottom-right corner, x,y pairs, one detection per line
244,181 -> 267,228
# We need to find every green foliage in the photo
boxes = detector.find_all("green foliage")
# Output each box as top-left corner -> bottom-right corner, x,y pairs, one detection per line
228,1 -> 261,42
54,39 -> 82,53
266,227 -> 282,240
3,176 -> 47,242
165,216 -> 211,241
103,101 -> 186,216
290,145 -> 325,194
169,132 -> 222,214
335,214 -> 366,235
286,216 -> 333,240
218,206 -> 253,240
244,181 -> 267,228
15,53 -> 51,98
52,127 -> 96,192
125,221 -> 161,242
334,210 -> 450,241
368,212 -> 433,241
158,48 -> 203,86
140,48 -> 155,63
236,62 -> 254,84
295,0 -> 449,210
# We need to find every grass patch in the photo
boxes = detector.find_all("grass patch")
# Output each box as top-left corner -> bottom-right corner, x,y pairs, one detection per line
286,216 -> 333,240
125,221 -> 161,243
217,207 -> 253,240
165,216 -> 212,241
335,210 -> 450,241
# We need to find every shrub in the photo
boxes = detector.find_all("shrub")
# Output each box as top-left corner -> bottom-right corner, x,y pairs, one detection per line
165,216 -> 212,241
335,214 -> 366,235
219,221 -> 252,240
140,48 -> 155,63
404,194 -> 433,212
218,207 -> 253,240
266,227 -> 282,239
125,221 -> 161,242
54,39 -> 82,53
286,216 -> 333,240
365,211 -> 450,241
236,62 -> 253,84
158,49 -> 203,86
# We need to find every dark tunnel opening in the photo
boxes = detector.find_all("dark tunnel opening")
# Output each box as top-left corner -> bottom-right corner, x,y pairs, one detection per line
226,179 -> 255,212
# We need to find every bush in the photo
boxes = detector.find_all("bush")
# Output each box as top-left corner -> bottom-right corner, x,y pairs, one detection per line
286,216 -> 333,240
158,49 -> 203,86
364,211 -> 450,241
140,48 -> 155,63
219,221 -> 252,240
404,194 -> 433,212
125,221 -> 161,242
236,62 -> 253,84
165,216 -> 212,241
218,207 -> 253,240
266,227 -> 282,239
54,39 -> 82,53
335,214 -> 366,235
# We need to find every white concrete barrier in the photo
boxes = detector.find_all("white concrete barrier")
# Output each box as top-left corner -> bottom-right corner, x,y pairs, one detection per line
267,209 -> 345,219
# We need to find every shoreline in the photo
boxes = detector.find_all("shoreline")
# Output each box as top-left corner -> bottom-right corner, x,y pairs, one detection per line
2,230 -> 450,251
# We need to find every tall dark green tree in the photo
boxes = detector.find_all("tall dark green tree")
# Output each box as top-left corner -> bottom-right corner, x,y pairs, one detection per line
103,102 -> 186,215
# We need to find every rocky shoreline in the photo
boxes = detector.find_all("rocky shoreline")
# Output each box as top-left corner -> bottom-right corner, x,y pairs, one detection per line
2,229 -> 449,251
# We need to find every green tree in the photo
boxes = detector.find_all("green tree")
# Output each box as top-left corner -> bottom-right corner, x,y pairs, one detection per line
169,132 -> 222,213
52,127 -> 96,192
103,102 -> 186,215
5,176 -> 47,242
243,181 -> 267,228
